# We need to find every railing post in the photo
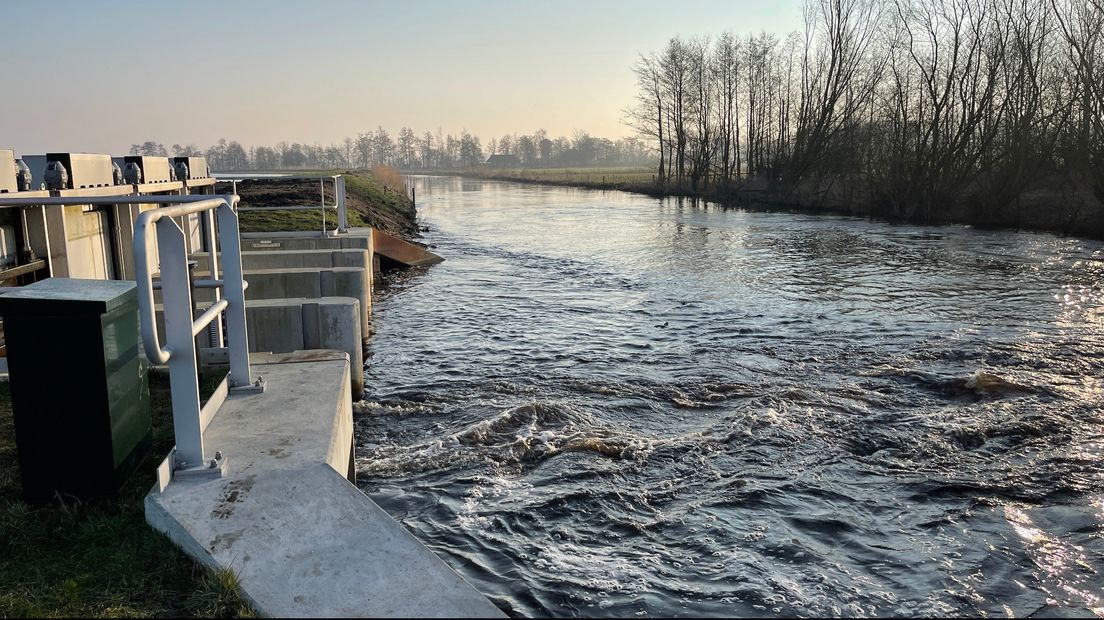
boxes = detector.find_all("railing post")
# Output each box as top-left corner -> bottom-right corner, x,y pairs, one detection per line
336,176 -> 348,232
217,198 -> 252,388
320,178 -> 327,236
156,218 -> 205,469
204,208 -> 223,347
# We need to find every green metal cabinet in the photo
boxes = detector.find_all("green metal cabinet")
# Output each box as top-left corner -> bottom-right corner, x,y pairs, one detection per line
0,278 -> 151,502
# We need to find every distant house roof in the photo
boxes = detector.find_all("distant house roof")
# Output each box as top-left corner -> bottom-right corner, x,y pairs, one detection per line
485,154 -> 521,167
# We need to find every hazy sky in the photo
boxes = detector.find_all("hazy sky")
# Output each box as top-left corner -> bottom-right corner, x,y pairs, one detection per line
3,0 -> 802,156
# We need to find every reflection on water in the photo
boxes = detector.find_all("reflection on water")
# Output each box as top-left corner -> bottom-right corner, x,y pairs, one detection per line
357,175 -> 1104,617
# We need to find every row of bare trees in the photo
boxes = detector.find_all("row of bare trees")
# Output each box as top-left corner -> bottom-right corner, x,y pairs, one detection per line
628,0 -> 1104,225
138,128 -> 651,172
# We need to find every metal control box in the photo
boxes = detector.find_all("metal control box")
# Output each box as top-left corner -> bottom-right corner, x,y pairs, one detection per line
0,278 -> 151,502
0,150 -> 16,193
124,156 -> 174,184
45,153 -> 115,189
173,156 -> 210,179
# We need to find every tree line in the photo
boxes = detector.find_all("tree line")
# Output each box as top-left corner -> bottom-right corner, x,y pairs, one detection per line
130,128 -> 652,172
627,0 -> 1103,225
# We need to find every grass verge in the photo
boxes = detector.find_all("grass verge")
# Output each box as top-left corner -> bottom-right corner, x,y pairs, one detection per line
463,166 -> 657,189
233,167 -> 417,238
0,374 -> 255,618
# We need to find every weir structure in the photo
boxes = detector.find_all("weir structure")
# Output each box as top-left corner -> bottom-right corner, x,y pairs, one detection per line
0,153 -> 496,617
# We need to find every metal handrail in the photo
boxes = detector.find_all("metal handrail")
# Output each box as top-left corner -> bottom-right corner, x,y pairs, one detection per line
133,198 -> 229,362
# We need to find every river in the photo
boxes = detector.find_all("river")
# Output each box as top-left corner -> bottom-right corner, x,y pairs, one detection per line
356,175 -> 1104,617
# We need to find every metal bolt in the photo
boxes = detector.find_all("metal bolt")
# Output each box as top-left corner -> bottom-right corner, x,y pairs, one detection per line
214,450 -> 223,460
209,459 -> 218,468
254,376 -> 264,386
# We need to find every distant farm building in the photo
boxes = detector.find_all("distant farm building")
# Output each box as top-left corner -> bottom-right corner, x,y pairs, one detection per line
485,154 -> 521,167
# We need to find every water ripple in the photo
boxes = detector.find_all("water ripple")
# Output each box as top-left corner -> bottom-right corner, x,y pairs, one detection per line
357,176 -> 1104,618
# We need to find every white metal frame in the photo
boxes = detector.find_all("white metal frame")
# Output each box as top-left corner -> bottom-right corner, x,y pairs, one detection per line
0,193 -> 257,484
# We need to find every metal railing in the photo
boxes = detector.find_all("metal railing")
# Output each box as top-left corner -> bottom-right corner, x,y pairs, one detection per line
0,193 -> 257,484
229,174 -> 348,236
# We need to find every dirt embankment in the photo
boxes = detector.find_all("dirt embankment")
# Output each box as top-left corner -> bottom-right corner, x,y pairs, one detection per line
223,169 -> 418,239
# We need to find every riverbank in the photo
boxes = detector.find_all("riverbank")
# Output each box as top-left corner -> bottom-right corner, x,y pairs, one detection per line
455,167 -> 1104,240
233,166 -> 418,238
0,374 -> 254,617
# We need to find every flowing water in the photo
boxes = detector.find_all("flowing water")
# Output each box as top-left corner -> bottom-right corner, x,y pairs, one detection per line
356,175 -> 1104,618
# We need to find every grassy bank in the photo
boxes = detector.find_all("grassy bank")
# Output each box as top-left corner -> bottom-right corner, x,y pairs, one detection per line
463,166 -> 656,188
232,166 -> 417,238
0,375 -> 254,618
460,166 -> 744,203
463,166 -> 1104,239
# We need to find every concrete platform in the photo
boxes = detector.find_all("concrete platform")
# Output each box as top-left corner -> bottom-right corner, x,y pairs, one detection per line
145,351 -> 503,618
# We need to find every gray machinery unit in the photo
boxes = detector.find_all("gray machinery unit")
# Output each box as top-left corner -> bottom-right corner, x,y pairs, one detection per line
173,156 -> 209,180
19,155 -> 45,191
0,150 -> 17,193
43,160 -> 68,191
122,162 -> 143,184
15,159 -> 33,191
44,153 -> 114,190
122,156 -> 174,184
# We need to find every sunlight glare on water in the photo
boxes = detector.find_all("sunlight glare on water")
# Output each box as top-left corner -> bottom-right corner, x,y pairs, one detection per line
356,175 -> 1104,618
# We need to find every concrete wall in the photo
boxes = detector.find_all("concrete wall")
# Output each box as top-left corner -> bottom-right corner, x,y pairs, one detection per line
191,248 -> 371,275
49,205 -> 114,279
155,297 -> 364,400
244,298 -> 364,400
239,231 -> 372,253
162,266 -> 371,336
238,268 -> 369,333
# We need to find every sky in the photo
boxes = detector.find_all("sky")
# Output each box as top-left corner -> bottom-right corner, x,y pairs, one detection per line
1,0 -> 802,156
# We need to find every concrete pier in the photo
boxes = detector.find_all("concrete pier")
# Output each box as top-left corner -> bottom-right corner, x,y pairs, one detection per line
145,351 -> 503,618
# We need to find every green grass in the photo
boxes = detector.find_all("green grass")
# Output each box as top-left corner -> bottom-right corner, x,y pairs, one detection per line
237,208 -> 366,233
471,166 -> 657,186
0,375 -> 255,618
236,169 -> 416,236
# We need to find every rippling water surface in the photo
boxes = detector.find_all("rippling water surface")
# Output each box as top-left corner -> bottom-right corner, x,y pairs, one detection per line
356,175 -> 1104,617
